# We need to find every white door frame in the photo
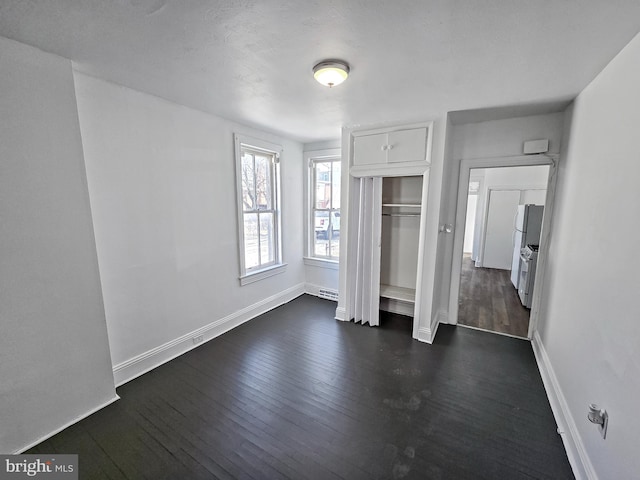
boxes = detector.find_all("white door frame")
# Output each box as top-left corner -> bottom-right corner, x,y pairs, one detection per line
448,154 -> 558,339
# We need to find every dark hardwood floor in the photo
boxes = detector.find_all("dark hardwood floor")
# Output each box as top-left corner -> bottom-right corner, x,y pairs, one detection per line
458,254 -> 531,338
29,295 -> 572,479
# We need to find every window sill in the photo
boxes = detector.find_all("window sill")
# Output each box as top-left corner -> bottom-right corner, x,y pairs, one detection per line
240,263 -> 288,286
303,257 -> 339,270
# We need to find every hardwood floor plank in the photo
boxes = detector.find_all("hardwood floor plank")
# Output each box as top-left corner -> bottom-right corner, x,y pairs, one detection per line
144,372 -> 346,480
458,254 -> 530,337
27,295 -> 572,479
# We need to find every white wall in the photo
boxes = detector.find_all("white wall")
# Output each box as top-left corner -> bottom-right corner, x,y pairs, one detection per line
535,32 -> 640,479
304,263 -> 339,298
466,171 -> 486,259
417,115 -> 448,340
0,37 -> 116,453
462,194 -> 477,253
451,114 -> 565,160
482,165 -> 549,190
74,73 -> 305,383
380,176 -> 423,289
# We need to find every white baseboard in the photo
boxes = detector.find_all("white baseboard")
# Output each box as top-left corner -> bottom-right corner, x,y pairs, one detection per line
416,320 -> 439,344
416,326 -> 432,343
113,283 -> 306,386
415,310 -> 443,344
15,395 -> 120,454
335,305 -> 347,321
436,308 -> 448,325
532,331 -> 595,480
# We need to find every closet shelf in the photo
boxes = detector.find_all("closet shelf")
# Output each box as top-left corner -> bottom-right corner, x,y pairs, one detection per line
382,203 -> 421,208
382,213 -> 420,217
380,284 -> 416,303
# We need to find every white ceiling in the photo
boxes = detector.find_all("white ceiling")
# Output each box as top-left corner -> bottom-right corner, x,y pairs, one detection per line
1,1 -> 640,142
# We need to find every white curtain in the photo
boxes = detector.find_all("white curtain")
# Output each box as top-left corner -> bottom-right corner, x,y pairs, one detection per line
350,176 -> 382,326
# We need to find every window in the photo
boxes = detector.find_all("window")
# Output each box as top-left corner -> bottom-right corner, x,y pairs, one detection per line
234,134 -> 285,284
307,151 -> 341,262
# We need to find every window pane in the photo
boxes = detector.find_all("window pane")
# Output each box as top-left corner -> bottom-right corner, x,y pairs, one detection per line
313,210 -> 331,258
243,213 -> 259,269
314,238 -> 329,257
308,155 -> 341,261
241,153 -> 255,210
314,211 -> 330,239
314,235 -> 330,257
327,210 -> 340,258
332,161 -> 341,210
259,212 -> 275,265
314,162 -> 332,209
333,210 -> 340,237
330,232 -> 340,258
255,154 -> 272,210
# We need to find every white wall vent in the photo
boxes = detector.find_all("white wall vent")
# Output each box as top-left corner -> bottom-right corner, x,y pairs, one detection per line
318,289 -> 339,301
523,139 -> 549,154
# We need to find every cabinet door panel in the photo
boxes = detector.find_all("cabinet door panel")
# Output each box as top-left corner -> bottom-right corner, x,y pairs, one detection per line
387,128 -> 427,163
353,133 -> 386,166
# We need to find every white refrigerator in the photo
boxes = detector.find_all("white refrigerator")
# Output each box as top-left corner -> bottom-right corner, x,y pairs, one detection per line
510,205 -> 544,288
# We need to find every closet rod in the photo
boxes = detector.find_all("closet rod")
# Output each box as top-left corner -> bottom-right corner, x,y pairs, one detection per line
382,213 -> 421,217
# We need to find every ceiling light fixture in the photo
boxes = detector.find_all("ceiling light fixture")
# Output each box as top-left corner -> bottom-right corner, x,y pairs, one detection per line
313,60 -> 350,87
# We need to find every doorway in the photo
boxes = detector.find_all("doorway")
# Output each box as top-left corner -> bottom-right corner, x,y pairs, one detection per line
449,158 -> 556,339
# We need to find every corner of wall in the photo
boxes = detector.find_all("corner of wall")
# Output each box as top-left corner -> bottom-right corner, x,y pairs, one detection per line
335,306 -> 347,321
0,35 -> 117,455
112,283 -> 305,386
415,309 -> 444,344
531,331 -> 594,480
436,308 -> 449,325
15,395 -> 120,454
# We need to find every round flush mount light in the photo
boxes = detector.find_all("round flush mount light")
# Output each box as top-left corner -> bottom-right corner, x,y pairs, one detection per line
313,60 -> 350,87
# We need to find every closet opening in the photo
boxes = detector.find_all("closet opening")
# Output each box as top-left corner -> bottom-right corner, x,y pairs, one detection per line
379,175 -> 423,329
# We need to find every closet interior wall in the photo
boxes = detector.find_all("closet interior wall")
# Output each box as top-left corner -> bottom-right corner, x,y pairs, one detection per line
380,175 -> 423,318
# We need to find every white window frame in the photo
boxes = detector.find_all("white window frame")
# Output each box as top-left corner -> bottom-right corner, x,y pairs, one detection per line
304,148 -> 341,268
234,134 -> 286,285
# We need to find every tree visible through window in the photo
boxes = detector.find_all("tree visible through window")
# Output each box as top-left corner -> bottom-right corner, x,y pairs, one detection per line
311,158 -> 341,259
235,134 -> 283,283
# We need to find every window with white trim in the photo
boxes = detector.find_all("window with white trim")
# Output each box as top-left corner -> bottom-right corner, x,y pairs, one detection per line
308,152 -> 341,261
234,134 -> 285,284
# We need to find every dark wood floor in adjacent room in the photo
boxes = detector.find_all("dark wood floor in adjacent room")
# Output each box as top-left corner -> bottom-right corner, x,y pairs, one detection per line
458,254 -> 531,338
29,295 -> 572,479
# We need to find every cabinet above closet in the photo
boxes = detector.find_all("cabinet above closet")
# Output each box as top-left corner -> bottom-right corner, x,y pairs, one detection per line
350,122 -> 433,177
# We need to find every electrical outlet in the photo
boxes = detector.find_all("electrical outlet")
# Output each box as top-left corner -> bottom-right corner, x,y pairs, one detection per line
192,335 -> 203,345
